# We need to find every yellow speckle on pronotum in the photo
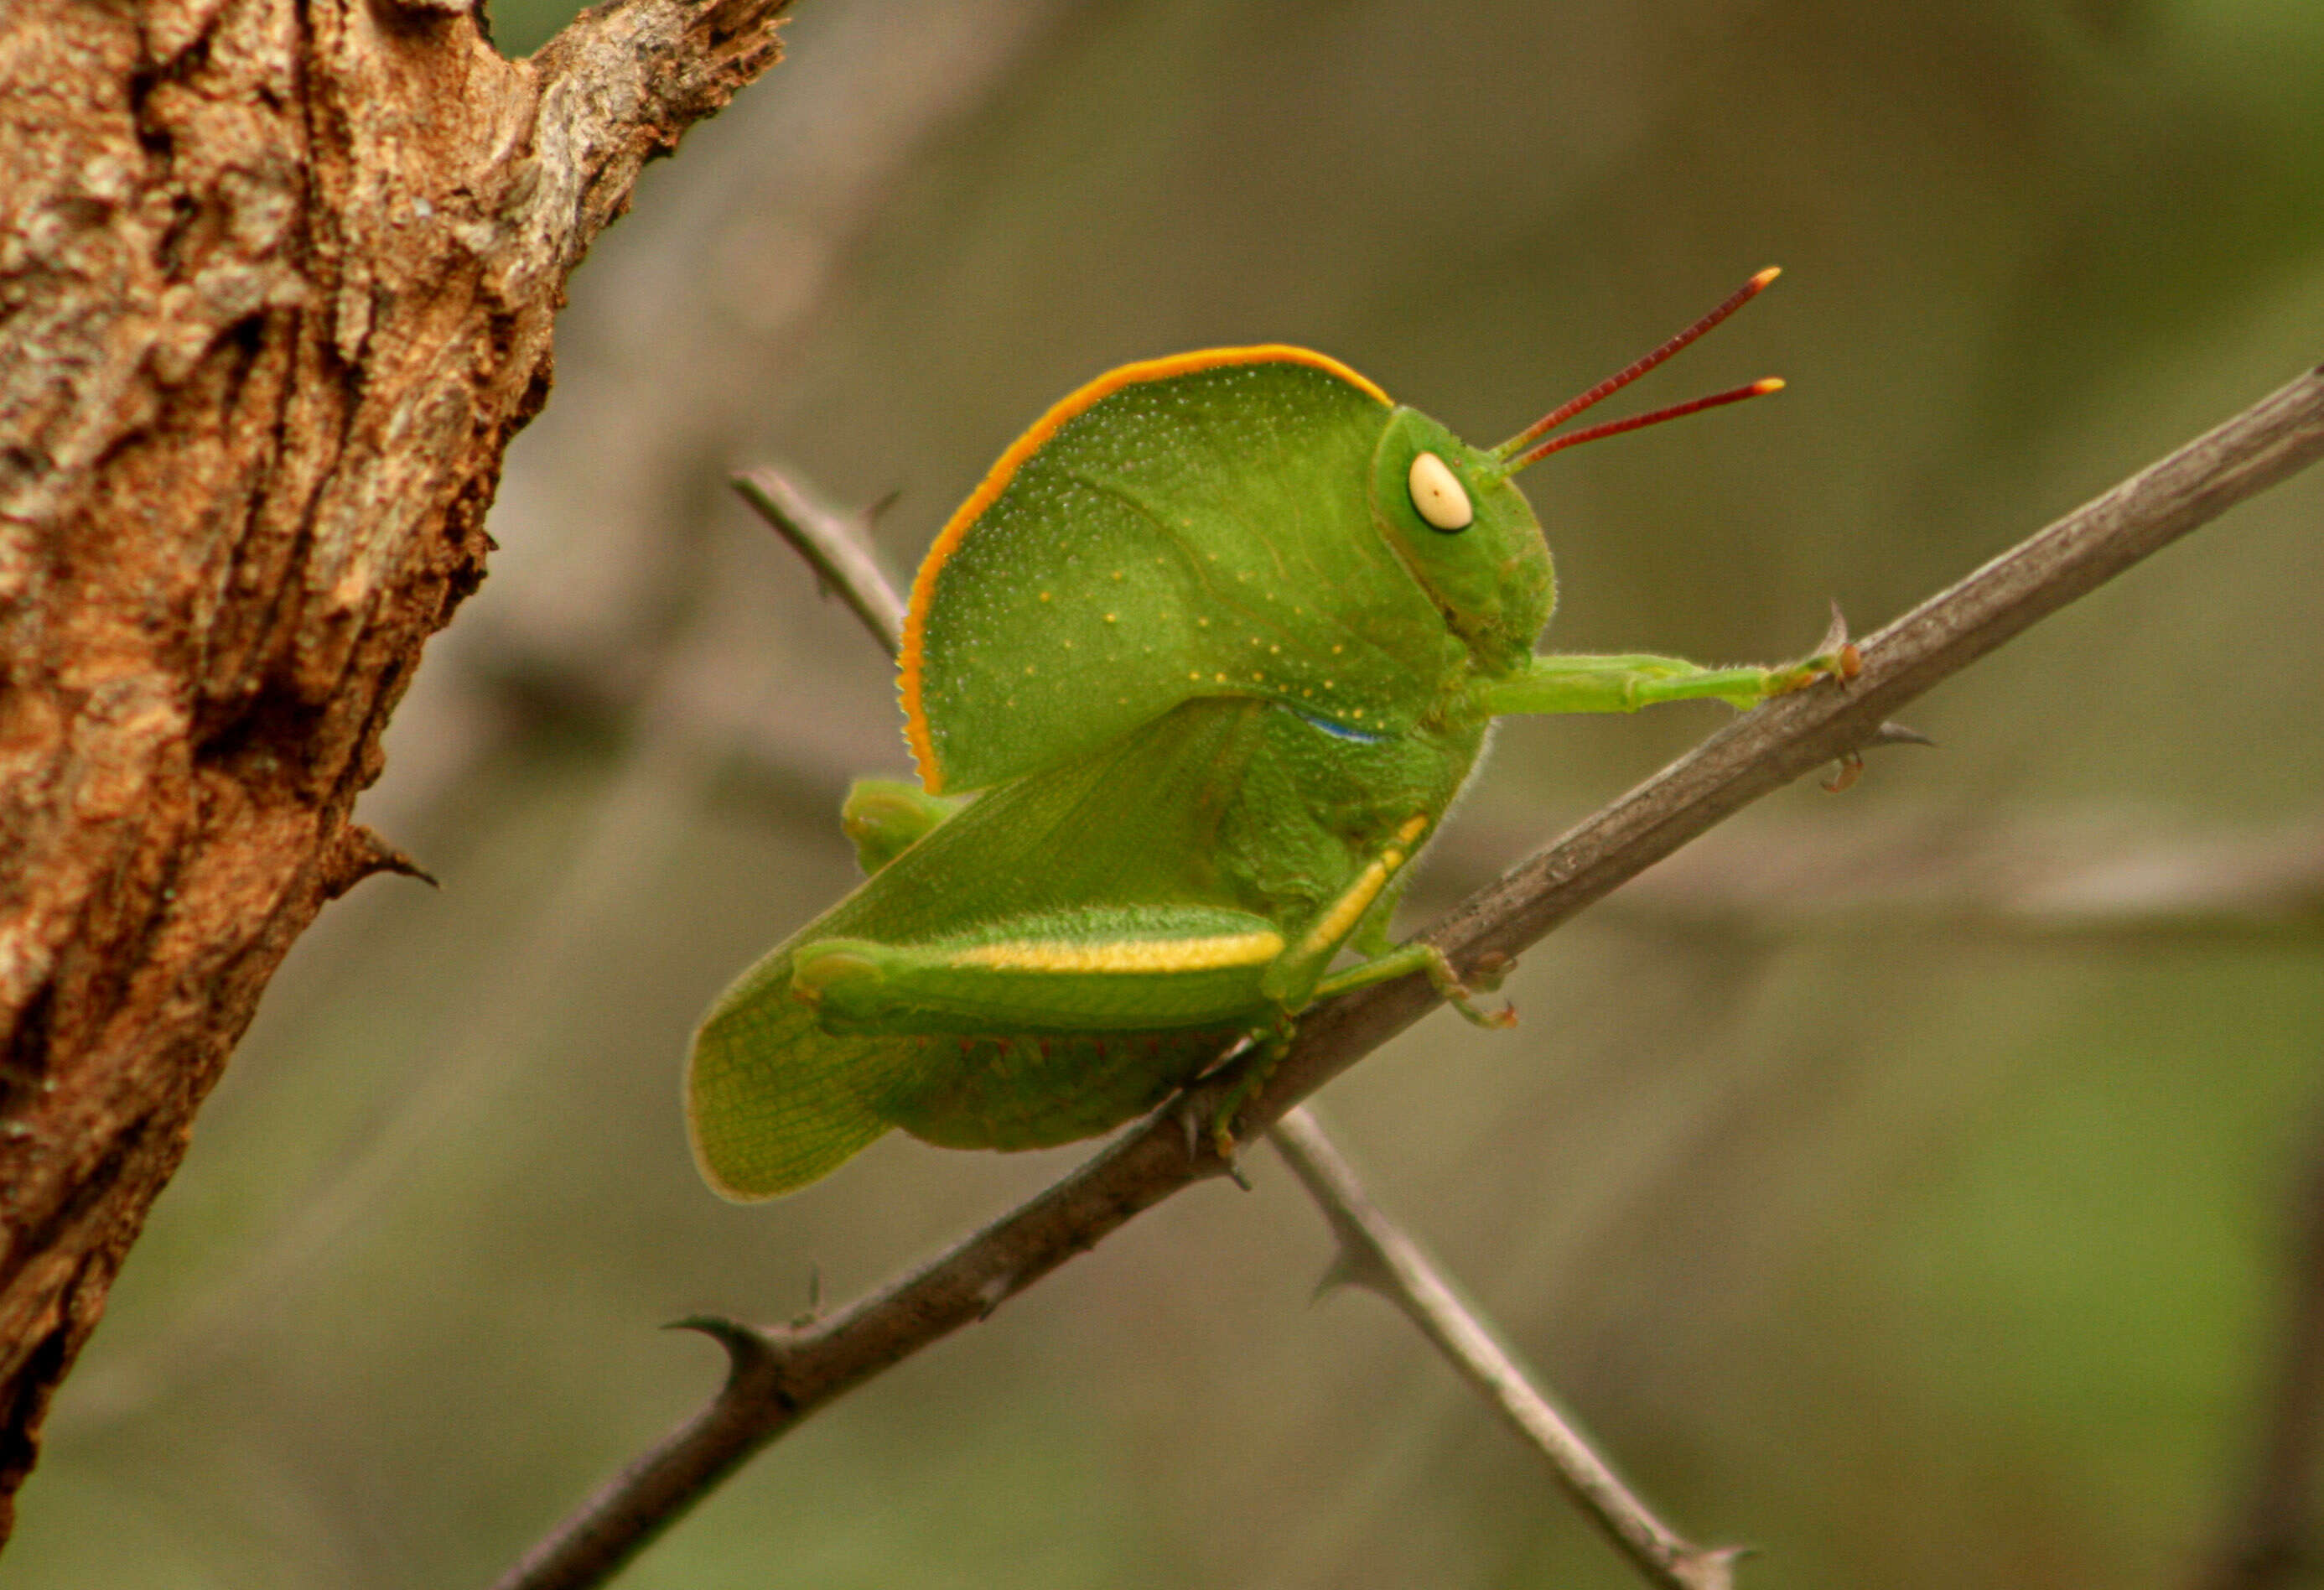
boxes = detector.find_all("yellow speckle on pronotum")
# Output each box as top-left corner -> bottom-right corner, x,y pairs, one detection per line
1038,590 -> 1052,602
1104,613 -> 1118,623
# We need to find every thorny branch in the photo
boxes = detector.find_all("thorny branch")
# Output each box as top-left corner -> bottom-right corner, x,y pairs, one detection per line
496,362 -> 2324,1590
731,467 -> 910,652
1269,1108 -> 1740,1590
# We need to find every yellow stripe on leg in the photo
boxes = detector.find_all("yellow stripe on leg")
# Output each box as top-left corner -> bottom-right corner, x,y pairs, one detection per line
1289,814 -> 1433,963
954,932 -> 1284,974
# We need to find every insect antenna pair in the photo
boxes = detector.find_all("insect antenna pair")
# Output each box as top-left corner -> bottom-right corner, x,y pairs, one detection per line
1493,265 -> 1787,473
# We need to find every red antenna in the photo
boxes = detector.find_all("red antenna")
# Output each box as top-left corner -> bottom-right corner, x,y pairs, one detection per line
1494,267 -> 1784,472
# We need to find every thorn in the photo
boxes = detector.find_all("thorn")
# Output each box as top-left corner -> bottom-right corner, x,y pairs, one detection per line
664,1314 -> 780,1380
1311,1252 -> 1361,1302
1826,719 -> 1936,792
324,823 -> 438,900
976,1272 -> 1014,1320
1816,600 -> 1863,680
864,488 -> 904,525
1817,600 -> 1849,656
1680,1543 -> 1753,1590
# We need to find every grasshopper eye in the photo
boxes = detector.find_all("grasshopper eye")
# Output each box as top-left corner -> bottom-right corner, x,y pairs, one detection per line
1407,450 -> 1473,532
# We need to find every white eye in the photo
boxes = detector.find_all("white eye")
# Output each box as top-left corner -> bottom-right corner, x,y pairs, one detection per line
1407,450 -> 1473,532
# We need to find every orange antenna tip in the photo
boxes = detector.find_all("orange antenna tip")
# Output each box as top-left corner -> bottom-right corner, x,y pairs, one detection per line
1751,376 -> 1786,394
1751,265 -> 1782,288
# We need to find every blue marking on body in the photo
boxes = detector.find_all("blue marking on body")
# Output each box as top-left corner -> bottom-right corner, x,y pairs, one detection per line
1287,706 -> 1388,745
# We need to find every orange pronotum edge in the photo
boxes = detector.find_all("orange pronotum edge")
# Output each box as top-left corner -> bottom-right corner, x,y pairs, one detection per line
899,346 -> 1393,792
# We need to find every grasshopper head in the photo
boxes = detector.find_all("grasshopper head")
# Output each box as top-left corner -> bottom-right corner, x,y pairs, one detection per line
1368,408 -> 1556,678
1370,268 -> 1789,679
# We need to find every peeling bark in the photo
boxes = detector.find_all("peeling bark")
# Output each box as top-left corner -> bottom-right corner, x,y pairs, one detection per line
0,0 -> 787,1535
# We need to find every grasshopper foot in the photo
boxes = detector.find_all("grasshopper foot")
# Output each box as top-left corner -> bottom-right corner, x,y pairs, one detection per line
1206,1017 -> 1291,1177
1206,1104 -> 1254,1188
1771,601 -> 1863,697
1424,947 -> 1518,1029
1823,750 -> 1866,793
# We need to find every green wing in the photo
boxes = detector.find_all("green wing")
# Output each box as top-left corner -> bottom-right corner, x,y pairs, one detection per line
901,351 -> 1462,793
687,699 -> 1274,1199
687,953 -> 915,1199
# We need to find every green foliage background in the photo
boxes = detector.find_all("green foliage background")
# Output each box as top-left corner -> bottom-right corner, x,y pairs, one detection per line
15,1 -> 2324,1586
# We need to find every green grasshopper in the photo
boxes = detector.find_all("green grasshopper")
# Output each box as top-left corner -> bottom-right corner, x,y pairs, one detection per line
689,270 -> 1855,1198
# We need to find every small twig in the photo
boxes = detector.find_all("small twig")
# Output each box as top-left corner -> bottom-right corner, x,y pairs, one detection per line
498,361 -> 2324,1590
2195,1090 -> 2324,1590
1269,1106 -> 1740,1590
731,467 -> 907,656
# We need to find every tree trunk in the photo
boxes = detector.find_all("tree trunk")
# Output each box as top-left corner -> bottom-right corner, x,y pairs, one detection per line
0,0 -> 786,1537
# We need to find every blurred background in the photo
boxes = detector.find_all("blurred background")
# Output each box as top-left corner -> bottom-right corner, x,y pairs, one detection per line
14,0 -> 2324,1585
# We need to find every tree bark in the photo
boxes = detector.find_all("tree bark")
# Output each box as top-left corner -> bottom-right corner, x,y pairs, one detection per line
0,0 -> 786,1537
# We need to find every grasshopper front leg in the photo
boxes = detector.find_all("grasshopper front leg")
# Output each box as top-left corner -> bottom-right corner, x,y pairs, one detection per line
1476,611 -> 1860,716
